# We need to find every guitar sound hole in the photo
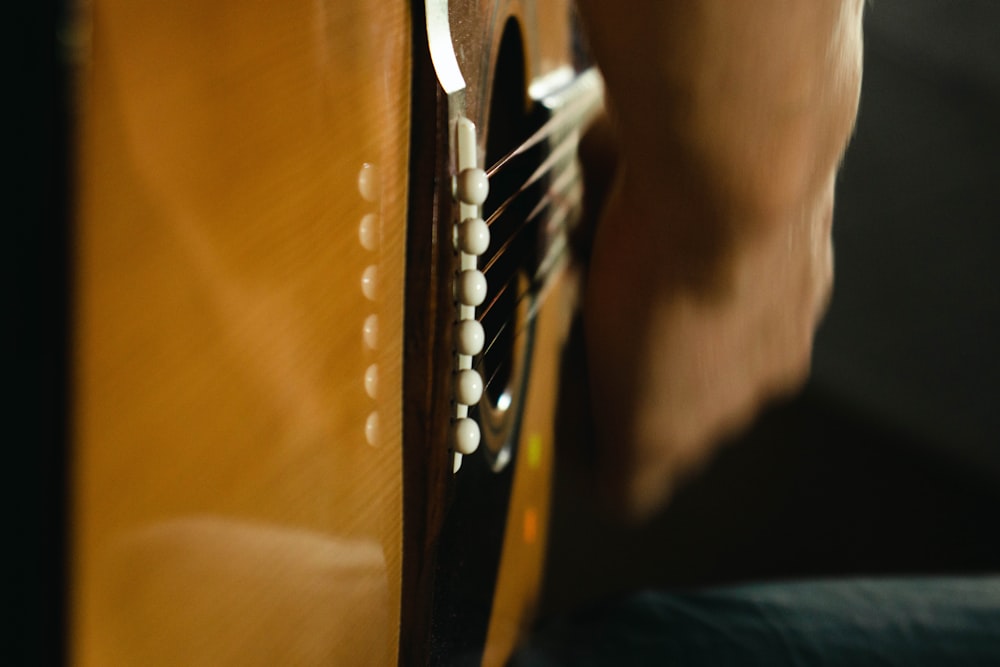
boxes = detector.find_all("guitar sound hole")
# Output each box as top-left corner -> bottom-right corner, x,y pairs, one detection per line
476,20 -> 542,462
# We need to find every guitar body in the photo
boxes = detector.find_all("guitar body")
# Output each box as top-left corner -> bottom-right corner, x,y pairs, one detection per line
72,0 -> 593,663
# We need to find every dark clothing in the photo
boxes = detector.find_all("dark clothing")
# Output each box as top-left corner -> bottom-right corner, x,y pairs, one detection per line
512,577 -> 1000,666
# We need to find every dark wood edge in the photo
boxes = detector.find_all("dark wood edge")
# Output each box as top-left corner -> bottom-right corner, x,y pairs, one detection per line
399,2 -> 459,662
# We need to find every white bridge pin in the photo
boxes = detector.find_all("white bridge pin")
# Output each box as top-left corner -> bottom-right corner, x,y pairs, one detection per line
458,217 -> 490,256
452,417 -> 481,455
455,319 -> 485,356
455,368 -> 484,406
456,269 -> 487,307
448,118 -> 490,472
455,168 -> 489,206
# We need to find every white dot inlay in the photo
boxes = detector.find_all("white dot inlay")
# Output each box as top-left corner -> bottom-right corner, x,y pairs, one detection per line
358,213 -> 378,251
364,363 -> 378,399
455,369 -> 484,405
363,314 -> 378,350
456,168 -> 489,206
456,269 -> 487,307
452,417 -> 481,455
365,411 -> 379,446
361,265 -> 378,301
455,319 -> 485,356
358,163 -> 380,203
458,217 -> 490,256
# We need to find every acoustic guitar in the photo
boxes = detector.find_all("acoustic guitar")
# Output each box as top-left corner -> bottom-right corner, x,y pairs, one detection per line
71,0 -> 601,664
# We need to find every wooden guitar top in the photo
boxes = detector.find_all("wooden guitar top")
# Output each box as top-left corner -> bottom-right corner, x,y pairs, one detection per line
73,0 -> 410,662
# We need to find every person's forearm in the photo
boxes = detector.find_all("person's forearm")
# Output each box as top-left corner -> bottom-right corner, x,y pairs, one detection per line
578,0 -> 864,229
577,1 -> 864,518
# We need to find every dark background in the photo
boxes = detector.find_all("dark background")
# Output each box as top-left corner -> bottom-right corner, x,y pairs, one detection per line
13,0 -> 71,663
542,0 -> 1000,615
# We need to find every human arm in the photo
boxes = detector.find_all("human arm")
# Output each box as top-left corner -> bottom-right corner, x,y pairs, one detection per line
577,0 -> 865,519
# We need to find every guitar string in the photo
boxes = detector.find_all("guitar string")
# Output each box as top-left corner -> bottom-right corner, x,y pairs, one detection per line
477,183 -> 577,323
484,131 -> 579,230
481,167 -> 579,277
485,87 -> 600,179
465,94 -> 597,397
480,164 -> 581,297
478,354 -> 511,398
479,310 -> 518,362
475,201 -> 576,373
476,187 -> 583,322
476,264 -> 546,365
475,301 -> 531,392
477,272 -> 518,323
475,242 -> 570,396
530,167 -> 581,239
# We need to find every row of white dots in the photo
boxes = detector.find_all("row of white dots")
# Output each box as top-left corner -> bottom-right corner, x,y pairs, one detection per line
359,162 -> 380,448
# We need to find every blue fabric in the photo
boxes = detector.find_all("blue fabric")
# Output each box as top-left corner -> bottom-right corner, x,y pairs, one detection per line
511,577 -> 1000,666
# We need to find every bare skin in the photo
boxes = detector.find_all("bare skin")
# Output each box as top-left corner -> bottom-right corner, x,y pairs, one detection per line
577,0 -> 865,519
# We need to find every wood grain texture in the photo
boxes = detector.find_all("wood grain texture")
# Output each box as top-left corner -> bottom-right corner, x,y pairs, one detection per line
72,0 -> 410,663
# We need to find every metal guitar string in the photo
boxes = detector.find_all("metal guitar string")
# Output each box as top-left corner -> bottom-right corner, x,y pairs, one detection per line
476,172 -> 583,322
485,88 -> 598,178
481,166 -> 580,276
476,298 -> 532,395
484,132 -> 578,229
476,186 -> 576,325
474,237 -> 572,396
473,209 -> 577,398
479,354 -> 512,399
477,275 -> 516,321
